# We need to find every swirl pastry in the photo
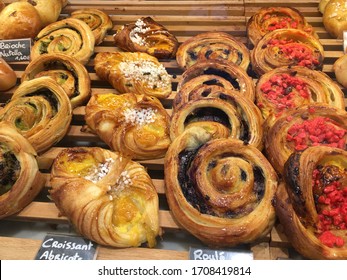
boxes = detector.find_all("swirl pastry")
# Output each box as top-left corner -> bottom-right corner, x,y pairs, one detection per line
0,76 -> 72,154
0,122 -> 45,219
256,66 -> 345,120
323,0 -> 347,39
176,32 -> 250,71
85,92 -> 171,160
50,147 -> 160,248
113,17 -> 178,59
164,127 -> 278,246
265,104 -> 347,175
21,53 -> 91,108
247,7 -> 317,46
94,52 -> 172,99
31,18 -> 95,65
70,9 -> 113,45
275,146 -> 347,259
251,29 -> 324,76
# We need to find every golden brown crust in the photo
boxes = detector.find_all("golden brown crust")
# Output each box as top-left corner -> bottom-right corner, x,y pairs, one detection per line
333,54 -> 347,88
323,0 -> 347,39
0,58 -> 17,91
319,0 -> 331,14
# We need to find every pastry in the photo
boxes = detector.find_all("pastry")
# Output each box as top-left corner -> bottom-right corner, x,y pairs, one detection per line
319,0 -> 331,13
164,127 -> 278,246
94,52 -> 172,99
85,92 -> 171,160
31,18 -> 95,65
0,76 -> 72,154
275,145 -> 347,259
251,29 -> 324,76
50,147 -> 160,248
333,54 -> 347,88
247,7 -> 317,46
0,58 -> 17,91
70,8 -> 113,45
0,122 -> 45,219
113,17 -> 178,59
176,31 -> 250,71
21,53 -> 91,108
323,0 -> 347,39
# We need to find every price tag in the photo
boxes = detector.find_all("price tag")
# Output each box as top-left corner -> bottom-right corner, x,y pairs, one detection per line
189,246 -> 253,260
35,233 -> 98,260
0,38 -> 31,61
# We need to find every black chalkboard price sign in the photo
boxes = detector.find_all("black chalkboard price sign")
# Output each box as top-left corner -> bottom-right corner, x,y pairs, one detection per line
189,246 -> 253,260
35,233 -> 98,260
0,38 -> 31,62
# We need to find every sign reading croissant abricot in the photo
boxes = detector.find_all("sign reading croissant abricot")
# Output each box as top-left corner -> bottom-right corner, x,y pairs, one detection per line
35,233 -> 98,260
189,247 -> 253,260
0,38 -> 31,62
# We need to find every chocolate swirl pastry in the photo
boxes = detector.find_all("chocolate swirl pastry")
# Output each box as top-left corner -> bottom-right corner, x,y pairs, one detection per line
247,6 -> 317,46
251,29 -> 324,76
85,92 -> 171,160
113,17 -> 178,59
50,147 -> 160,248
164,127 -> 278,246
22,53 -> 91,108
176,31 -> 250,71
275,146 -> 347,259
70,8 -> 113,45
31,18 -> 95,65
94,52 -> 172,99
0,76 -> 72,154
265,104 -> 347,175
256,66 -> 345,120
0,122 -> 45,218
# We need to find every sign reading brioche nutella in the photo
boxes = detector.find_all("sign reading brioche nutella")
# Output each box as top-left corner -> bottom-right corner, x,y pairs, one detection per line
189,247 -> 253,260
0,38 -> 31,62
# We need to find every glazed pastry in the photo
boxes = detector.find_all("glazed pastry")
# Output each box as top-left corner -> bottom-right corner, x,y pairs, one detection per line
164,127 -> 278,246
275,146 -> 347,259
176,32 -> 250,71
0,122 -> 45,219
113,17 -> 178,59
85,92 -> 171,160
70,8 -> 113,45
251,29 -> 324,76
323,0 -> 347,39
50,147 -> 160,248
256,66 -> 345,120
265,104 -> 347,175
31,18 -> 95,65
0,2 -> 42,40
319,0 -> 331,13
0,76 -> 72,154
333,54 -> 347,88
0,58 -> 17,91
94,52 -> 172,99
21,53 -> 91,108
247,7 -> 317,46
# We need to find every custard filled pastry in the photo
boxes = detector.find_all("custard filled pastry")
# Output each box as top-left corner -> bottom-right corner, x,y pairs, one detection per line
113,17 -> 178,59
31,18 -> 95,65
94,52 -> 172,99
0,76 -> 72,154
0,122 -> 45,218
164,127 -> 278,247
251,29 -> 324,76
71,8 -> 113,45
176,32 -> 250,71
50,147 -> 160,248
275,146 -> 347,259
22,53 -> 91,108
265,104 -> 347,175
323,0 -> 347,39
85,92 -> 171,160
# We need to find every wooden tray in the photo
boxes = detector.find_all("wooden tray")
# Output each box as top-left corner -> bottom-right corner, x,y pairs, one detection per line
0,0 -> 342,260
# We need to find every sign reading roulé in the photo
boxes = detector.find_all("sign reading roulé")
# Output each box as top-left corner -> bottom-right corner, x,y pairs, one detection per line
189,246 -> 253,260
0,38 -> 31,62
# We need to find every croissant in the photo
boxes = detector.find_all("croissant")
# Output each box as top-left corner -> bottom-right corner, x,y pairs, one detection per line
275,146 -> 347,259
94,52 -> 172,99
323,0 -> 347,39
247,6 -> 317,46
265,104 -> 347,175
70,8 -> 113,45
0,76 -> 72,154
164,127 -> 278,247
256,66 -> 345,120
85,92 -> 171,160
0,122 -> 45,219
113,17 -> 178,59
50,147 -> 160,248
251,29 -> 324,76
31,18 -> 95,65
21,53 -> 91,108
176,31 -> 250,71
